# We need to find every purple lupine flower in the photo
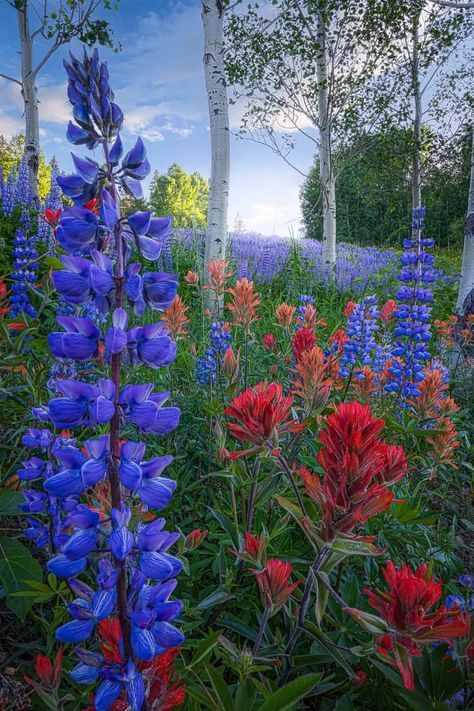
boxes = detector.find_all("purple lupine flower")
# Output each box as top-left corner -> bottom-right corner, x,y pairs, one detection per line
126,322 -> 176,368
10,207 -> 38,318
48,316 -> 100,361
385,207 -> 436,398
119,385 -> 180,434
17,49 -> 183,709
48,378 -> 115,428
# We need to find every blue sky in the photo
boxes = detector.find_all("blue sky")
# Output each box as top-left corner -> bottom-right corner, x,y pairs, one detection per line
0,0 -> 313,234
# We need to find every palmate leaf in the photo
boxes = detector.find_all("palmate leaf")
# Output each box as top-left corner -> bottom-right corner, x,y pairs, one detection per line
0,536 -> 43,619
0,491 -> 24,515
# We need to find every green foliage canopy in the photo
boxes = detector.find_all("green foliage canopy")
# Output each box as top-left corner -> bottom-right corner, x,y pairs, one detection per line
149,163 -> 209,230
300,126 -> 471,248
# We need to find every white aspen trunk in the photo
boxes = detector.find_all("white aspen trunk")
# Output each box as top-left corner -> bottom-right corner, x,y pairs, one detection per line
18,2 -> 40,200
201,0 -> 230,276
411,12 -> 422,237
455,128 -> 474,318
316,12 -> 336,277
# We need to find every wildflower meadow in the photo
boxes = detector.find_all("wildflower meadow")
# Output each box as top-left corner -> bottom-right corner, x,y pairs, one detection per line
0,2 -> 474,711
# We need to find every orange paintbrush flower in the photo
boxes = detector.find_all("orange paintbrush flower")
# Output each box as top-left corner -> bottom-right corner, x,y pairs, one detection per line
427,415 -> 460,477
292,345 -> 332,411
275,302 -> 296,328
226,277 -> 260,328
160,295 -> 189,340
184,270 -> 199,286
295,303 -> 326,330
351,365 -> 378,401
379,299 -> 397,324
204,259 -> 233,297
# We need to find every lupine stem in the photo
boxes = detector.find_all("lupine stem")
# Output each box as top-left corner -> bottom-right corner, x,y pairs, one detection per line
104,141 -> 133,662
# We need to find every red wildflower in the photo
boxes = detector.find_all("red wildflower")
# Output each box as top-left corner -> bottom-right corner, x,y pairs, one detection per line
224,381 -> 305,458
242,532 -> 267,566
146,648 -> 185,710
0,282 -> 10,317
275,302 -> 296,328
42,208 -> 62,232
344,300 -> 357,317
93,621 -> 185,710
25,649 -> 62,691
358,561 -> 470,690
160,295 -> 189,340
380,299 -> 397,324
7,321 -> 27,330
251,559 -> 303,616
184,529 -> 208,550
84,198 -> 100,215
184,270 -> 199,286
298,402 -> 406,541
226,277 -> 260,328
351,668 -> 367,689
330,328 -> 349,350
262,333 -> 278,353
291,327 -> 316,363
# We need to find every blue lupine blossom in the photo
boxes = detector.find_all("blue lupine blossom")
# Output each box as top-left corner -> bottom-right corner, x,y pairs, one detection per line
15,157 -> 33,208
1,171 -> 15,217
10,207 -> 38,318
339,296 -> 380,378
385,207 -> 436,398
196,322 -> 232,385
18,48 -> 183,710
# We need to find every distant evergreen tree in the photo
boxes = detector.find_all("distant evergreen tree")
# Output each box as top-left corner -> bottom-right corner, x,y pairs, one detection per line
300,127 -> 470,249
149,163 -> 209,229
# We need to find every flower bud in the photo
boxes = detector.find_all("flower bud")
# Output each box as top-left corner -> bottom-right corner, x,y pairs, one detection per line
184,529 -> 208,550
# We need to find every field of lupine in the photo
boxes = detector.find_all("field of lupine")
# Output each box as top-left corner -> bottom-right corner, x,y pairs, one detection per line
0,50 -> 473,711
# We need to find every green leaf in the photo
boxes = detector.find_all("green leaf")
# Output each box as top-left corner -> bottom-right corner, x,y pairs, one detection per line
0,491 -> 23,515
205,665 -> 234,711
197,589 -> 236,610
331,537 -> 379,557
0,536 -> 43,619
305,622 -> 357,679
208,507 -> 239,547
187,629 -> 222,669
234,679 -> 257,710
256,673 -> 322,711
312,571 -> 329,625
44,256 -> 65,270
335,696 -> 355,711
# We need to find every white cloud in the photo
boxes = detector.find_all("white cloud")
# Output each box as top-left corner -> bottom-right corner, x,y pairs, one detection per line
141,128 -> 165,142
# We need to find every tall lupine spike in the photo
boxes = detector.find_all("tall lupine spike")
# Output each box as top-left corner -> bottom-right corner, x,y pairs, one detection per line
10,206 -> 38,318
18,49 -> 184,711
385,207 -> 436,399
